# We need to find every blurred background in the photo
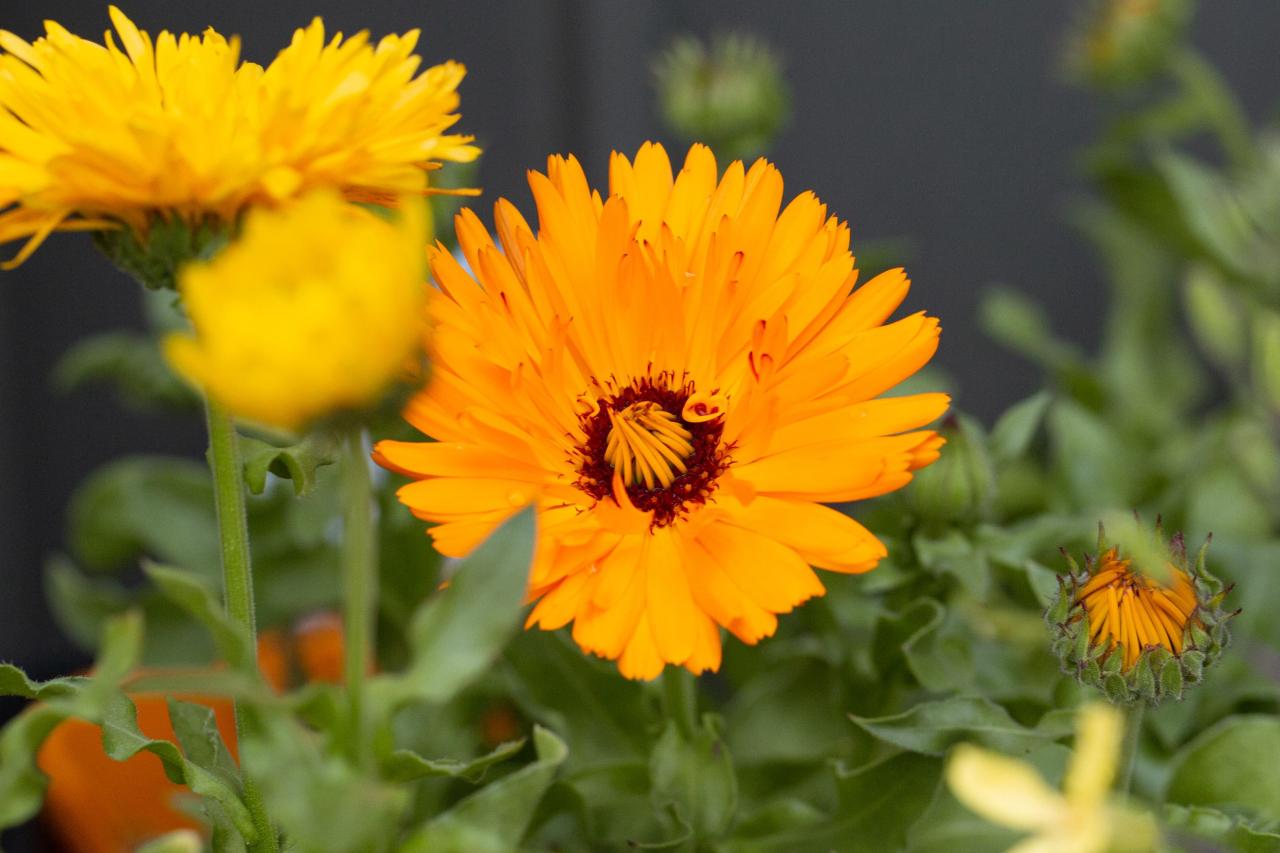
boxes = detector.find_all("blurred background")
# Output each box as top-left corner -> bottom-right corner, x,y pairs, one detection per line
2,0 -> 1278,753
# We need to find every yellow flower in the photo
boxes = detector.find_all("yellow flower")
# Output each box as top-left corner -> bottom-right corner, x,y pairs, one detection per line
375,142 -> 947,679
1075,547 -> 1196,672
947,703 -> 1160,853
0,6 -> 478,267
164,192 -> 426,431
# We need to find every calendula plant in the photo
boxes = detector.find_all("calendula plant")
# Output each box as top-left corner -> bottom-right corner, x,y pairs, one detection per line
2,3 -> 1279,853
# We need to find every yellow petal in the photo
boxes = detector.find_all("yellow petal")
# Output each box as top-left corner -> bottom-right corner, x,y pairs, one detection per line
1063,703 -> 1123,806
947,744 -> 1066,832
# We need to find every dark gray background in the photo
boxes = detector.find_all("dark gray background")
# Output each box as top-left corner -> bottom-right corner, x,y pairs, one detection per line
1,2 -> 1277,845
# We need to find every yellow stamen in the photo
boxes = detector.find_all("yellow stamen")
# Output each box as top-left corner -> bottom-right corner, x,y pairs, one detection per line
605,402 -> 694,490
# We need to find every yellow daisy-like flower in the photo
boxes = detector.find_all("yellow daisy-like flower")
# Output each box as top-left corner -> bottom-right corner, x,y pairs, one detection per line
1075,547 -> 1196,671
0,6 -> 478,266
375,142 -> 947,679
164,192 -> 426,431
947,703 -> 1160,853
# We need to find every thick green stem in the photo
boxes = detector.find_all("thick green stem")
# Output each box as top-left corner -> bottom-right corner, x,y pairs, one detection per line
341,428 -> 377,764
1116,703 -> 1145,795
661,668 -> 698,739
205,399 -> 279,853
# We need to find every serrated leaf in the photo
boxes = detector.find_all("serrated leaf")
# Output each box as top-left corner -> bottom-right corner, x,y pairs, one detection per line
143,562 -> 250,670
382,737 -> 526,783
988,391 -> 1052,463
0,704 -> 70,827
241,432 -> 340,497
99,692 -> 257,842
851,696 -> 1058,757
401,726 -> 569,853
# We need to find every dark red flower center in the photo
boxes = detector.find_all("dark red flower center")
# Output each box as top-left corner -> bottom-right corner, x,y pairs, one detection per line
575,374 -> 729,527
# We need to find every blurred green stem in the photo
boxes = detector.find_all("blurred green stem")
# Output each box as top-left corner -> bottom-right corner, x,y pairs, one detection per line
205,398 -> 279,853
1171,50 -> 1255,172
1116,703 -> 1145,795
662,668 -> 698,739
341,427 -> 377,764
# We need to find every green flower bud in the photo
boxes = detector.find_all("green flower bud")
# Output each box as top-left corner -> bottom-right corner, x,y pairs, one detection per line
906,414 -> 995,524
654,33 -> 789,161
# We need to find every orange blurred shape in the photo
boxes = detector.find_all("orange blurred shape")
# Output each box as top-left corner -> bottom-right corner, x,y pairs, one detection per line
37,612 -> 351,852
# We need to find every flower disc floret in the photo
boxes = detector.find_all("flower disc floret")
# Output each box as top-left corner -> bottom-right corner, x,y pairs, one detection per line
165,192 -> 427,431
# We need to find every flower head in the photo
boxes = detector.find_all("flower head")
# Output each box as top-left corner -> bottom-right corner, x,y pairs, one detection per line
165,192 -> 427,431
0,6 -> 477,267
375,142 -> 947,679
1048,523 -> 1237,705
947,703 -> 1160,853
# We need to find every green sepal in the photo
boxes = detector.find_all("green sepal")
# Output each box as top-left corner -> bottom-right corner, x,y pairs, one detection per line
93,216 -> 229,291
1159,657 -> 1185,701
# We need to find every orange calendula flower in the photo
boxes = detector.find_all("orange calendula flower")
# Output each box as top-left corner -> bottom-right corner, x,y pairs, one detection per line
376,142 -> 946,679
0,6 -> 477,266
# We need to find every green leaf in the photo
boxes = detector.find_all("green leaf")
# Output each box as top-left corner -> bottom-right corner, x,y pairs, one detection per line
166,698 -> 241,788
988,391 -> 1052,463
723,657 -> 849,765
99,692 -> 257,841
502,630 -> 651,767
1163,804 -> 1280,852
380,508 -> 536,706
873,598 -> 973,692
68,456 -> 219,574
53,331 -> 195,409
1047,399 -> 1135,508
851,696 -> 1059,757
241,432 -> 340,497
382,737 -> 527,783
0,705 -> 69,827
143,562 -> 250,670
1166,715 -> 1280,820
401,726 -> 569,853
1156,151 -> 1254,276
722,752 -> 941,852
913,532 -> 991,600
650,716 -> 737,840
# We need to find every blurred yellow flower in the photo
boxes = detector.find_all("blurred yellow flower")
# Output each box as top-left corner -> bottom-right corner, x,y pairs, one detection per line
165,192 -> 427,431
947,703 -> 1159,853
376,142 -> 946,679
0,6 -> 477,267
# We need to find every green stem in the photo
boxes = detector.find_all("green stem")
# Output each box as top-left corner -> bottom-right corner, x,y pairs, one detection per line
204,399 -> 279,853
341,427 -> 377,764
661,668 -> 698,738
1116,703 -> 1145,795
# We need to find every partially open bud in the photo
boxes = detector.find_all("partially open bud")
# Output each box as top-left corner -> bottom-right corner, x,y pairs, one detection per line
1047,521 -> 1237,705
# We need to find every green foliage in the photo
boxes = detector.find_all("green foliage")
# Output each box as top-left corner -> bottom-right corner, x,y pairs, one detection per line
93,216 -> 229,291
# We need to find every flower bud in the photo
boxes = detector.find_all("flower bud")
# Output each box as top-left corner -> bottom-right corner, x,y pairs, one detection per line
654,33 -> 789,161
907,414 -> 994,524
1047,520 -> 1237,705
1065,0 -> 1191,89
